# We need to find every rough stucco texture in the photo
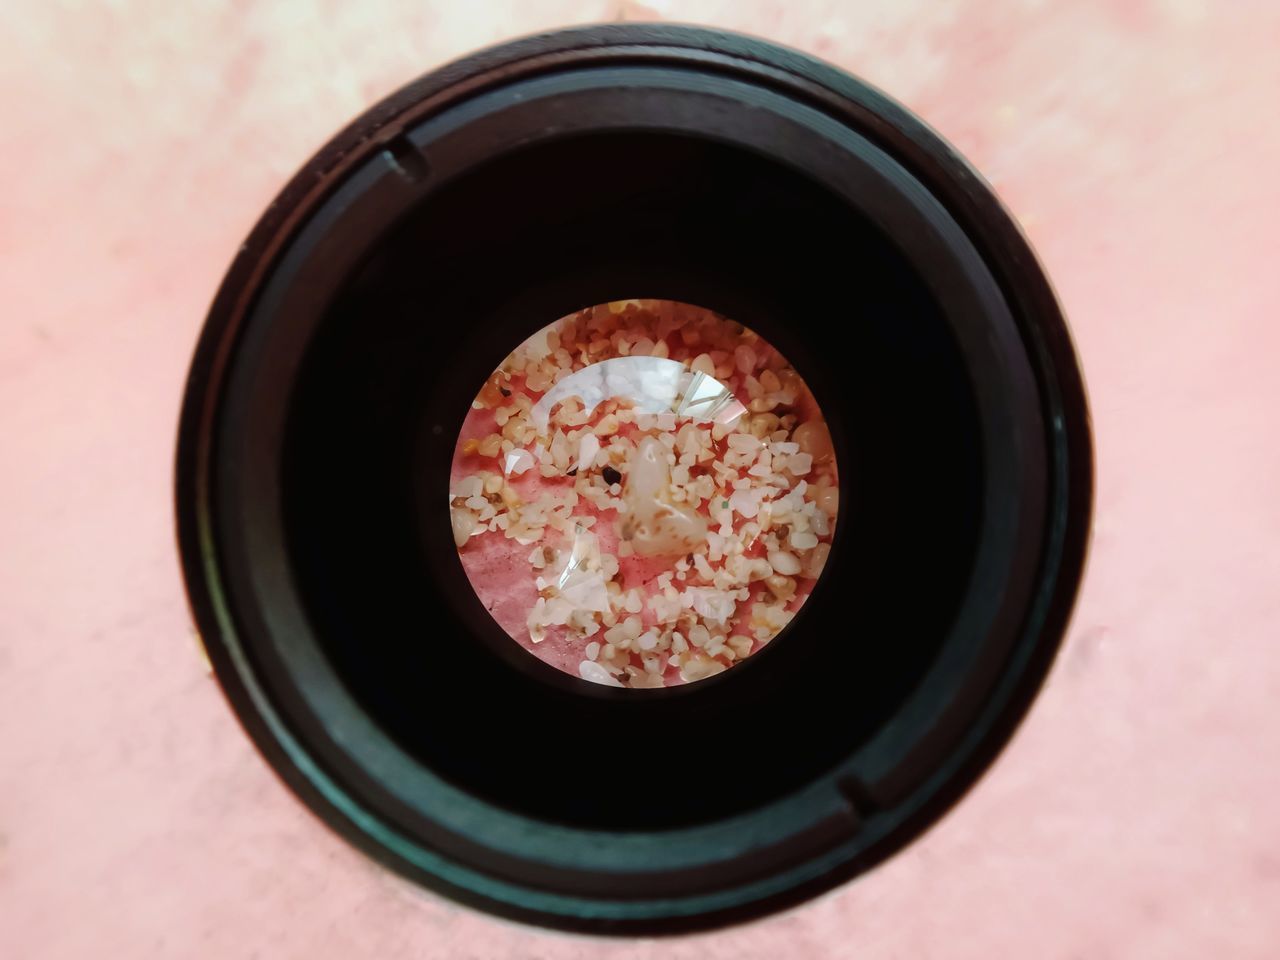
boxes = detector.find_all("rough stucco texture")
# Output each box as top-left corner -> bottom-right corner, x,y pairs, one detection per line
1,1 -> 1278,957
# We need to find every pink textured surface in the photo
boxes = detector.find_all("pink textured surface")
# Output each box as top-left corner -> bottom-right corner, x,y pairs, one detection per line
2,1 -> 1278,957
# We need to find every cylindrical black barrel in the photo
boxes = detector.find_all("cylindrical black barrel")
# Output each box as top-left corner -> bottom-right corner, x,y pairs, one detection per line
175,24 -> 1092,935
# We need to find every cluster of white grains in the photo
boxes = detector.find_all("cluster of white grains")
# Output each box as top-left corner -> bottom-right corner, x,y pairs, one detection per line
449,301 -> 837,688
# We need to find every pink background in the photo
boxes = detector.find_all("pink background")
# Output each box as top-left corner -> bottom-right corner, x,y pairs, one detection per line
2,1 -> 1278,957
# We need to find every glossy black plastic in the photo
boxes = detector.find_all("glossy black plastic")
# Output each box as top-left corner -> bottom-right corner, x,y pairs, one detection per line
176,25 -> 1092,934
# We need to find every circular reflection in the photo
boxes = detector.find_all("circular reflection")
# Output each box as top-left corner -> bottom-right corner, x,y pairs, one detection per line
450,300 -> 837,687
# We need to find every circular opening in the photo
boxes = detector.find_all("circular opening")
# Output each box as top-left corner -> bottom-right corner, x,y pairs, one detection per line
275,128 -> 986,828
452,300 -> 839,688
